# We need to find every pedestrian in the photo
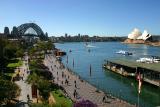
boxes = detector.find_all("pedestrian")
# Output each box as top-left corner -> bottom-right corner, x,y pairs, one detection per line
66,79 -> 69,85
73,89 -> 77,98
102,95 -> 106,103
74,80 -> 76,84
65,79 -> 67,85
27,94 -> 30,101
75,84 -> 77,88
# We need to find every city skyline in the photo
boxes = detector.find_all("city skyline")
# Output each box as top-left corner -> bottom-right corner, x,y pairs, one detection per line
0,0 -> 160,37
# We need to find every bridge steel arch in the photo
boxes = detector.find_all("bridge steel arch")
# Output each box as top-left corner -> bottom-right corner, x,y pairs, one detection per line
17,23 -> 45,39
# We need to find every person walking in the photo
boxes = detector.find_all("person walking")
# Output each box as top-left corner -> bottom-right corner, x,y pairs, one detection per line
27,94 -> 30,101
102,95 -> 106,103
75,84 -> 77,88
65,79 -> 68,85
73,89 -> 77,98
74,80 -> 76,85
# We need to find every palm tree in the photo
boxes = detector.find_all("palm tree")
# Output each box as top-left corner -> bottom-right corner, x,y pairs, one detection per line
26,72 -> 40,85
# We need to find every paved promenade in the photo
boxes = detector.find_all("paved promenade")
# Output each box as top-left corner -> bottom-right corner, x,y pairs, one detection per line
15,55 -> 32,107
44,54 -> 135,107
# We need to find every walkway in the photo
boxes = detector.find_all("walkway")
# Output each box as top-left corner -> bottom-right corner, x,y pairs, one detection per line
15,55 -> 32,107
44,54 -> 135,107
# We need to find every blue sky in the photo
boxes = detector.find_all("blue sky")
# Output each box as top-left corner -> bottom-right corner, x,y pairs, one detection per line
0,0 -> 160,37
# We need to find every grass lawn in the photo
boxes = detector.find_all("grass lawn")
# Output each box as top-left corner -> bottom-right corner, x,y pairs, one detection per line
52,89 -> 73,107
4,59 -> 23,79
4,73 -> 14,77
7,59 -> 23,68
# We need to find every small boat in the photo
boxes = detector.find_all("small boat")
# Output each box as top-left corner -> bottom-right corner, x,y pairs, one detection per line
136,57 -> 160,63
116,50 -> 132,55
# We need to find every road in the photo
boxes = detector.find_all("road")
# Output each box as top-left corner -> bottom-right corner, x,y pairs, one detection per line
15,55 -> 32,107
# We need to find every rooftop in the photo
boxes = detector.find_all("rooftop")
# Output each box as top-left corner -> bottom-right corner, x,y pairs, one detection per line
109,58 -> 160,72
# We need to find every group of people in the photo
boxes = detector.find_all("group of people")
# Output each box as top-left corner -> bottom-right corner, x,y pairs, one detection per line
47,54 -> 82,100
47,54 -> 111,103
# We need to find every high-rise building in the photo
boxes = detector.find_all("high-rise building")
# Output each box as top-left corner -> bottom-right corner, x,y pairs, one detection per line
65,33 -> 68,38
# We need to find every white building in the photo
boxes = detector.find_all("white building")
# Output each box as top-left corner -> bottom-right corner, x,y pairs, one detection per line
128,28 -> 151,41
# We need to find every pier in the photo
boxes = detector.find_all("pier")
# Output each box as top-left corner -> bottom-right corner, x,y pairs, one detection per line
103,59 -> 160,87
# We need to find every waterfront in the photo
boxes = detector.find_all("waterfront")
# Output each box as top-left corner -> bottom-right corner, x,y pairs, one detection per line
55,42 -> 160,107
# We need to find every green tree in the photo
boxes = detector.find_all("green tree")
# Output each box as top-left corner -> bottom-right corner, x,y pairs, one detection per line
0,78 -> 20,104
37,79 -> 51,101
46,40 -> 54,50
27,72 -> 40,86
27,72 -> 51,101
0,38 -> 6,59
16,48 -> 24,58
4,43 -> 17,59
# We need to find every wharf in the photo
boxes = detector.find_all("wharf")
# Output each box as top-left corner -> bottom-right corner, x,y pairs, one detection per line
103,58 -> 160,87
110,58 -> 160,72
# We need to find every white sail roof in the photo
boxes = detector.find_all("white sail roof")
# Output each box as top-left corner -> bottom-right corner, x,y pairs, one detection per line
128,29 -> 151,41
137,30 -> 151,40
128,28 -> 142,39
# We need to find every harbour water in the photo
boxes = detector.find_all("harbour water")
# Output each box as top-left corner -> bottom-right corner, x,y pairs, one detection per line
55,42 -> 160,107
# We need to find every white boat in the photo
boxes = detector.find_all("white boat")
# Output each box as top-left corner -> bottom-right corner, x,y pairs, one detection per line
85,42 -> 95,48
136,57 -> 160,63
116,50 -> 132,55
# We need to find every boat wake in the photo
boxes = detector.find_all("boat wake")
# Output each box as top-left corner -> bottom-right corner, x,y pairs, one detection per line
86,45 -> 96,48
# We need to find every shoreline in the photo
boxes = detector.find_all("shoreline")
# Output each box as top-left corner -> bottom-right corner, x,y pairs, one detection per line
123,39 -> 160,47
123,42 -> 160,47
44,53 -> 136,107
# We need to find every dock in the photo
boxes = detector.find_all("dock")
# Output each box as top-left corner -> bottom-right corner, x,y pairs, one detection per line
103,59 -> 160,87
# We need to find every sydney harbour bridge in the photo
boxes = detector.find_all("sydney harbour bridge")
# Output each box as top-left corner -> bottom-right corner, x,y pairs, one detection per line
4,23 -> 48,40
17,23 -> 48,40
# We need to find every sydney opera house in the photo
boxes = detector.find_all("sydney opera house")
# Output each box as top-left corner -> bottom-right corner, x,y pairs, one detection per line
128,28 -> 152,41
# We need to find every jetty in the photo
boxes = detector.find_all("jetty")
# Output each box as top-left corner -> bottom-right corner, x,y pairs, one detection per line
103,59 -> 160,87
